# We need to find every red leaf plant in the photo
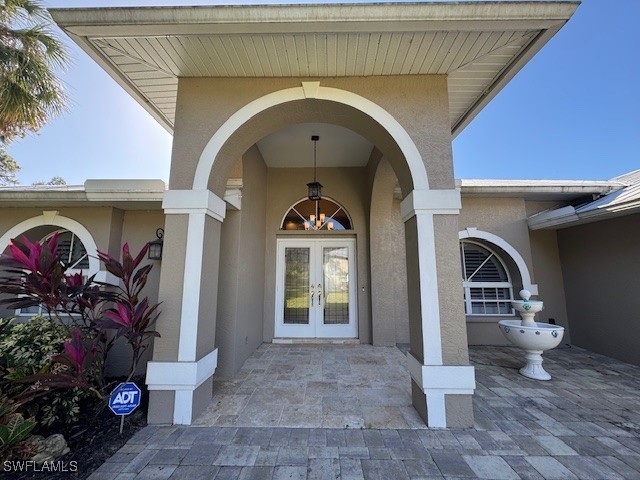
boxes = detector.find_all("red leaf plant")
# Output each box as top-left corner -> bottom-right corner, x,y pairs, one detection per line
12,328 -> 101,406
0,235 -> 161,403
97,243 -> 161,382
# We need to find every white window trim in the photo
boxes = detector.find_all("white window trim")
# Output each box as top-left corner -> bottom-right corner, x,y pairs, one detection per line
461,240 -> 515,317
459,227 -> 538,295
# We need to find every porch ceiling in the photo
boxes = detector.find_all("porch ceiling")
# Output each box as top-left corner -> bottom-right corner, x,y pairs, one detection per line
50,2 -> 578,137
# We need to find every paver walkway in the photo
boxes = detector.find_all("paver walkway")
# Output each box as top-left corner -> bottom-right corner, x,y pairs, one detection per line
90,345 -> 640,479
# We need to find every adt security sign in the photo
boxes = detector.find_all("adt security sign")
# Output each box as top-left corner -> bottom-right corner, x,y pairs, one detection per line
109,382 -> 141,416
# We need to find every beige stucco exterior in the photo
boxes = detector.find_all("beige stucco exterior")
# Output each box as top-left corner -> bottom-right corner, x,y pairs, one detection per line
0,206 -> 165,375
170,76 -> 453,195
138,72 -> 478,428
1,0 -> 592,430
558,214 -> 640,366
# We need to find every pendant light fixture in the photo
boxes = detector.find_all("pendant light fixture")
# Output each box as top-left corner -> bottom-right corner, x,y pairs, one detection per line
306,135 -> 323,201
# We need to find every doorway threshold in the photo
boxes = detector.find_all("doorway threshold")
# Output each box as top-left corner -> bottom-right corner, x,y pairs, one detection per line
272,338 -> 360,345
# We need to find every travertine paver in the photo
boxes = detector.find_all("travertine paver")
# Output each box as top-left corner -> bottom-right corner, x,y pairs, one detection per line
88,345 -> 640,479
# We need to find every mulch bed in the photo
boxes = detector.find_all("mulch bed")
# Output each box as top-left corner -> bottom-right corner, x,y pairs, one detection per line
6,381 -> 148,480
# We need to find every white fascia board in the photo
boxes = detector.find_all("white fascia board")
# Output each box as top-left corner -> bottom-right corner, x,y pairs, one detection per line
460,180 -> 620,199
50,3 -> 579,36
527,205 -> 578,230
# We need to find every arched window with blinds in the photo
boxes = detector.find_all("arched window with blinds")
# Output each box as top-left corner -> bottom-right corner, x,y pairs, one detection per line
43,229 -> 90,270
460,240 -> 514,315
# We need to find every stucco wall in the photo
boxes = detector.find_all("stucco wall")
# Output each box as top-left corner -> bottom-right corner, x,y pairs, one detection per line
263,166 -> 370,342
0,207 -> 165,375
0,207 -> 117,253
171,75 -> 453,195
458,198 -> 532,344
216,209 -> 241,377
369,158 -> 409,346
235,147 -> 268,367
524,200 -> 570,339
215,146 -> 268,378
458,197 -> 568,345
557,214 -> 640,366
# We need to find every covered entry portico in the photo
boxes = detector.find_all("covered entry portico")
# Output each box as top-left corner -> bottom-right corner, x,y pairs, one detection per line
51,2 -> 578,429
152,80 -> 471,428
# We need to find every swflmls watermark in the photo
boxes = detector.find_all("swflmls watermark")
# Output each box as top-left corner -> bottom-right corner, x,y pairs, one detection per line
3,460 -> 78,473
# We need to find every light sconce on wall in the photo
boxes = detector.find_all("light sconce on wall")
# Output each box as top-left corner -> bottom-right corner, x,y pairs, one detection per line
148,228 -> 164,260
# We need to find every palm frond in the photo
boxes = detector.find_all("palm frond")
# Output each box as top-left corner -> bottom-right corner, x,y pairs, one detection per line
0,0 -> 67,142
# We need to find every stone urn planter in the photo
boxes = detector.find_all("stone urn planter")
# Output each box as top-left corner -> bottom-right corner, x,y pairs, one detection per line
498,290 -> 564,380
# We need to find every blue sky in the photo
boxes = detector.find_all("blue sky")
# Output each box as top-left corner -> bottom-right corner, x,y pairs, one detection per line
6,0 -> 639,185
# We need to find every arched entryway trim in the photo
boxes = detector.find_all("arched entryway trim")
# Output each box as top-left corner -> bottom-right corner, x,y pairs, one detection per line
192,82 -> 429,191
153,83 -> 474,428
459,227 -> 538,295
0,211 -> 101,274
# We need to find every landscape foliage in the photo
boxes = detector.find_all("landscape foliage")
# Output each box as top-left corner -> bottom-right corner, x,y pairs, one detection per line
0,235 -> 160,461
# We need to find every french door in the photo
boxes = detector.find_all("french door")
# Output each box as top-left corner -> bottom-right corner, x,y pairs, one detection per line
275,238 -> 357,338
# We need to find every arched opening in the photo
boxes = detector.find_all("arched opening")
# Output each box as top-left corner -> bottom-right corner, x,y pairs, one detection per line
458,228 -> 537,295
459,229 -> 538,347
151,84 -> 474,429
193,84 -> 429,196
0,213 -> 100,274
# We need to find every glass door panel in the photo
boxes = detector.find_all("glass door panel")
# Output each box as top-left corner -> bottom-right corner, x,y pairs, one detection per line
276,238 -> 357,339
283,247 -> 310,325
322,246 -> 349,325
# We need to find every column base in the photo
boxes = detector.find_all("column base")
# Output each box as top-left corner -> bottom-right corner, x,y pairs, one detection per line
407,352 -> 476,428
146,349 -> 218,425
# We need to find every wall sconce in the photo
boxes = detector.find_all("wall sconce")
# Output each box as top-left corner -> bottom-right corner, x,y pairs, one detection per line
148,228 -> 164,260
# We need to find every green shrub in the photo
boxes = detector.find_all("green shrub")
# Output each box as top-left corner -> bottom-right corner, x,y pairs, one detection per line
0,397 -> 36,462
0,316 -> 90,426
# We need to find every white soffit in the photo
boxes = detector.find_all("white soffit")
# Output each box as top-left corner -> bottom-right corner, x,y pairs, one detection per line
50,2 -> 579,136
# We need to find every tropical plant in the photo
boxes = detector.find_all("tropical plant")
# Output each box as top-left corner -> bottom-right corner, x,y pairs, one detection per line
0,0 -> 68,144
98,243 -> 161,382
0,234 -> 161,382
0,397 -> 36,462
0,316 -> 97,425
1,234 -> 107,323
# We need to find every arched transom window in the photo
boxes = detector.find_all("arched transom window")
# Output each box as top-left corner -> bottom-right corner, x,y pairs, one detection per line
43,229 -> 90,271
460,241 -> 513,315
281,198 -> 352,231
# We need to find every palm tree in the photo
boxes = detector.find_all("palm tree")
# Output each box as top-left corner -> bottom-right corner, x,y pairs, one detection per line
0,0 -> 67,144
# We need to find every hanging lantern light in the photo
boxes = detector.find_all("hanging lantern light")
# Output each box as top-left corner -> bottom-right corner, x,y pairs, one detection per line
307,135 -> 323,201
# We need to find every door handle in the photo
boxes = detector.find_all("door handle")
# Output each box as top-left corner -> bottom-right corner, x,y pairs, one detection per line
310,285 -> 315,307
317,283 -> 322,306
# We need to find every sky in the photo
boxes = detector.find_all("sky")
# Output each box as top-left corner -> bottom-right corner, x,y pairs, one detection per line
5,0 -> 640,185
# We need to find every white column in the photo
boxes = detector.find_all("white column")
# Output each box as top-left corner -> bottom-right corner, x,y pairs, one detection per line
401,189 -> 475,428
146,189 -> 226,425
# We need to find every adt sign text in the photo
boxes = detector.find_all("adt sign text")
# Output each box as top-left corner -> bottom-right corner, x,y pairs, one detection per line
109,382 -> 142,416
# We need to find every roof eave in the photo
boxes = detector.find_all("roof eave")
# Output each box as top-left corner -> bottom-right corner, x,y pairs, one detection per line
50,2 -> 580,136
